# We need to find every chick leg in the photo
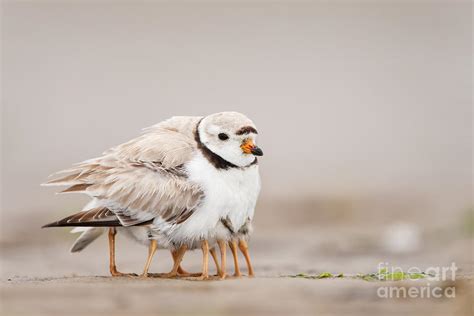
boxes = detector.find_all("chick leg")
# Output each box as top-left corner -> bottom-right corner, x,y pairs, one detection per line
187,240 -> 209,280
200,240 -> 209,280
217,240 -> 227,279
181,240 -> 210,281
140,239 -> 158,277
229,239 -> 242,277
108,228 -> 135,277
210,247 -> 222,276
159,245 -> 187,278
238,239 -> 254,277
173,249 -> 191,275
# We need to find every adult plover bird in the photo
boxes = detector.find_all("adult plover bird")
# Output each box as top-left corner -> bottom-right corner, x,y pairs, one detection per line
43,112 -> 263,280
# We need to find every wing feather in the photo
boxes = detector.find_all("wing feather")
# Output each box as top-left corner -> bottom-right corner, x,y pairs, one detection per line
44,116 -> 204,227
42,207 -> 121,227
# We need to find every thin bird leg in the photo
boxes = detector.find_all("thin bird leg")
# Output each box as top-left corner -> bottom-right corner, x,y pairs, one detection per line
108,228 -> 134,277
141,239 -> 158,277
201,240 -> 209,280
108,227 -> 119,276
238,239 -> 254,277
209,247 -> 222,276
182,240 -> 210,281
199,240 -> 209,280
159,245 -> 188,278
172,249 -> 191,275
229,239 -> 242,277
217,239 -> 227,279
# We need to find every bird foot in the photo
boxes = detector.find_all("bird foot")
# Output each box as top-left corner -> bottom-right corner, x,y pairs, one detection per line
110,271 -> 138,277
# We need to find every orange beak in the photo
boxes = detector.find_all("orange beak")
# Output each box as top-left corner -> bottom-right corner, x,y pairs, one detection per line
241,139 -> 263,156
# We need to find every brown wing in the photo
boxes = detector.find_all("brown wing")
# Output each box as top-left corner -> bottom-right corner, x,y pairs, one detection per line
43,116 -> 204,227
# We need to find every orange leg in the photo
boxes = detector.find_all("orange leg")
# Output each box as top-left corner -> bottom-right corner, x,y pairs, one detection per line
141,239 -> 158,277
217,240 -> 227,279
179,240 -> 212,281
159,245 -> 187,278
238,239 -> 254,277
108,228 -> 135,277
172,249 -> 190,275
201,240 -> 209,279
210,247 -> 222,276
229,239 -> 242,277
186,240 -> 210,280
185,240 -> 210,280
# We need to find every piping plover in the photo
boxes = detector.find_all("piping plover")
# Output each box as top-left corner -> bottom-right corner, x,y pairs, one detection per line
43,112 -> 262,279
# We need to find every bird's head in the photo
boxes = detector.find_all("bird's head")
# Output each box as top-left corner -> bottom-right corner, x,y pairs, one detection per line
198,112 -> 263,167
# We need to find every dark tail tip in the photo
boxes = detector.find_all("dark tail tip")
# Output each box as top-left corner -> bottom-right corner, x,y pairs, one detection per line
42,222 -> 59,228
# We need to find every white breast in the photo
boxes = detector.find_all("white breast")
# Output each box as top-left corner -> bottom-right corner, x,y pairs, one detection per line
164,152 -> 260,244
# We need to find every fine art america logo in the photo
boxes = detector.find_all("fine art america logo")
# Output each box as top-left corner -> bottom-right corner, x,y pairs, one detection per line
376,262 -> 457,299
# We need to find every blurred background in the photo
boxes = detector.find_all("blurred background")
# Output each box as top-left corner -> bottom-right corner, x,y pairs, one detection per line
1,1 -> 472,315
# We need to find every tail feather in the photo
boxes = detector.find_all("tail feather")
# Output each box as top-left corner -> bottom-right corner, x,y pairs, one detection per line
70,228 -> 105,253
42,207 -> 122,228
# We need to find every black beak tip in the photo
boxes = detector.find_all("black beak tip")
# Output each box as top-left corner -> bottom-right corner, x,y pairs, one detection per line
251,147 -> 263,156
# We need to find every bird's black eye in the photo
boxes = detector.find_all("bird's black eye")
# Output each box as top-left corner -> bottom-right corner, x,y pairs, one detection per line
218,133 -> 229,141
